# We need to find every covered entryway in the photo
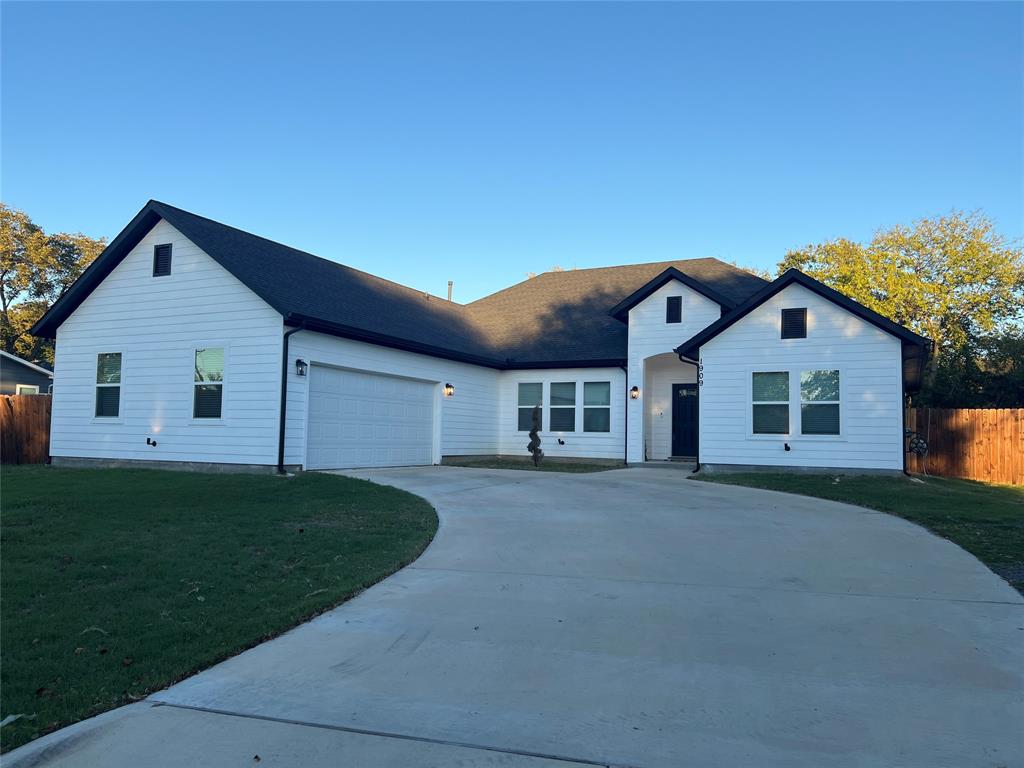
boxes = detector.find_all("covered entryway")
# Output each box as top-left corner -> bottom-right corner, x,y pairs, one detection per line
642,352 -> 698,460
305,366 -> 435,469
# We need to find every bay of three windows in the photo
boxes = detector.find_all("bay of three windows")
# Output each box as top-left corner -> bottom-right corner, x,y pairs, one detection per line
752,369 -> 840,436
517,381 -> 611,433
94,348 -> 224,419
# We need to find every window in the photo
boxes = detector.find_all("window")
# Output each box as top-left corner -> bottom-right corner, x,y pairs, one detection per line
781,308 -> 806,339
666,295 -> 682,324
15,384 -> 39,395
583,381 -> 611,432
95,353 -> 122,417
801,370 -> 840,435
549,382 -> 576,432
193,347 -> 224,419
752,371 -> 789,434
153,244 -> 172,276
517,382 -> 542,431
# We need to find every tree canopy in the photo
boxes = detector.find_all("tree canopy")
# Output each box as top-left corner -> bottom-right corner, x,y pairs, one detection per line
780,211 -> 1023,406
0,204 -> 106,363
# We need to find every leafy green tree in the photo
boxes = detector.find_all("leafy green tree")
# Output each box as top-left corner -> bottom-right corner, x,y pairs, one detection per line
780,211 -> 1024,404
1,204 -> 106,362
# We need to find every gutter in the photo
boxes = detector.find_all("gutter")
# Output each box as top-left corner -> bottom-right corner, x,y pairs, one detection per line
278,321 -> 306,474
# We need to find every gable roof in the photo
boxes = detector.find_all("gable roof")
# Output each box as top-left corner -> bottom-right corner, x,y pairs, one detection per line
606,265 -> 764,321
467,260 -> 767,366
674,268 -> 933,391
0,350 -> 54,377
31,200 -> 769,368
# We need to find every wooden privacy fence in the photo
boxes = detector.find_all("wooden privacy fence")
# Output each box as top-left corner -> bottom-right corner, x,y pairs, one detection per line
0,395 -> 52,464
906,408 -> 1023,485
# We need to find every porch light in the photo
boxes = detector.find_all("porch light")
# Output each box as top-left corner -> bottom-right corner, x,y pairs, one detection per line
295,359 -> 308,376
444,383 -> 455,397
630,386 -> 640,400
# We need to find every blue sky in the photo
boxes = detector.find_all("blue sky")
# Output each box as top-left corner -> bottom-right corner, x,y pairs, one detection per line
3,1 -> 1021,301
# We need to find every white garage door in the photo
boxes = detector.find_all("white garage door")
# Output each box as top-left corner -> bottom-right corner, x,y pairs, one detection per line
306,366 -> 435,469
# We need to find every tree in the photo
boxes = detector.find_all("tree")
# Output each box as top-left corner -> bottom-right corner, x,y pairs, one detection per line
0,204 -> 106,362
780,211 -> 1024,403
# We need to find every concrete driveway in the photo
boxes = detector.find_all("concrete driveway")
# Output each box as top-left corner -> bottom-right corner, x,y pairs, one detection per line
9,467 -> 1023,768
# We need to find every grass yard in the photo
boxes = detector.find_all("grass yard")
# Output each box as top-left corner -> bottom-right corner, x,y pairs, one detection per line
694,472 -> 1024,594
0,467 -> 437,753
446,457 -> 621,473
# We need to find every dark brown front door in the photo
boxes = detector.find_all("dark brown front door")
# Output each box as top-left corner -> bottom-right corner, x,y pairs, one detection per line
671,383 -> 698,457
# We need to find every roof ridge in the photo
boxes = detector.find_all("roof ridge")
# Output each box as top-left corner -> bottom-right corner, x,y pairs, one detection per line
150,200 -> 469,311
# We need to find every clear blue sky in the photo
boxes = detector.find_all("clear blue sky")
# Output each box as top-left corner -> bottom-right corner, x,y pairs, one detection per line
3,1 -> 1022,301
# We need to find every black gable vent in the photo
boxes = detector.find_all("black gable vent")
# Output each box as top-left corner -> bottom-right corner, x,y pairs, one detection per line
153,244 -> 172,277
781,308 -> 807,339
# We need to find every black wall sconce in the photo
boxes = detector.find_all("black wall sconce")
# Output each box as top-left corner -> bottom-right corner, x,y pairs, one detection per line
444,383 -> 455,397
295,359 -> 308,376
630,386 -> 640,400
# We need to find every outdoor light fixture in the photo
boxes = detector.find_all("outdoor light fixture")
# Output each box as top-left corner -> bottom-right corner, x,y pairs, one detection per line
444,383 -> 455,397
295,359 -> 308,376
630,386 -> 640,399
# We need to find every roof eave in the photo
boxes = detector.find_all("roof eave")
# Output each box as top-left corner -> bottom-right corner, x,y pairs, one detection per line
674,269 -> 933,365
607,267 -> 735,323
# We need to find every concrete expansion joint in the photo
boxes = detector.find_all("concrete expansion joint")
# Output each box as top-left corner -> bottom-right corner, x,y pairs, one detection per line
148,701 -> 630,768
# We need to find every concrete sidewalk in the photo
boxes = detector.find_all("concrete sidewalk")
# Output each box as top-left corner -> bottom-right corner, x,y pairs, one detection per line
7,467 -> 1023,767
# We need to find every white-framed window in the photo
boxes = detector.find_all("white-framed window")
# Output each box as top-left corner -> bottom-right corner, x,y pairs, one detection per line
800,369 -> 840,435
583,381 -> 611,432
752,371 -> 789,435
15,384 -> 39,395
95,352 -> 122,417
549,382 -> 576,432
517,382 -> 542,431
193,347 -> 225,419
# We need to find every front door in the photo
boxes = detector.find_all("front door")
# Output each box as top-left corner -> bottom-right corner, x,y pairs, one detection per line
671,383 -> 698,457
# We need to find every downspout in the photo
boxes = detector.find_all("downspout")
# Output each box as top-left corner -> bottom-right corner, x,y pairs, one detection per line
678,350 -> 700,473
278,321 -> 305,474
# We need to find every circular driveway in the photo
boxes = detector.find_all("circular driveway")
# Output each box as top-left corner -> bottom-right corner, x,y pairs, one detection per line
13,466 -> 1023,768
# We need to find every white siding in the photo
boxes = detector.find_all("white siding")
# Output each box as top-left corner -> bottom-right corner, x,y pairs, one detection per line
698,283 -> 904,470
284,332 -> 501,466
643,354 -> 698,460
51,220 -> 284,465
626,280 -> 722,463
497,368 -> 626,460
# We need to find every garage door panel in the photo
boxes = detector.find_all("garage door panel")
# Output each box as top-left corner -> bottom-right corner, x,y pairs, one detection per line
306,366 -> 435,469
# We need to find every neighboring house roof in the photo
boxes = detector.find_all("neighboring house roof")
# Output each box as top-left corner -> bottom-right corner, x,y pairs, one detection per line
674,269 -> 933,391
0,350 -> 54,377
31,200 -> 768,368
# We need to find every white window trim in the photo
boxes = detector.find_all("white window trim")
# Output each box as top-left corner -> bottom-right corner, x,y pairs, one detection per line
746,364 -> 847,441
92,350 -> 124,423
15,384 -> 40,395
189,343 -> 228,424
516,381 -> 543,432
582,380 -> 612,433
799,369 -> 842,438
750,370 -> 790,438
548,381 -> 577,433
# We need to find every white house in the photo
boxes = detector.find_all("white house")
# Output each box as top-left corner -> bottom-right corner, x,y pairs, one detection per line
32,201 -> 931,473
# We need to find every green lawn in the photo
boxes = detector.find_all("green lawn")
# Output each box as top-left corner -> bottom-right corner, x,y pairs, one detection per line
446,457 -> 622,473
0,467 -> 437,753
694,472 -> 1024,593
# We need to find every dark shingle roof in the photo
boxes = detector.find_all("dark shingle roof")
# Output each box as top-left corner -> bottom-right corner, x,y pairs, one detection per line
32,201 -> 769,367
468,261 -> 768,365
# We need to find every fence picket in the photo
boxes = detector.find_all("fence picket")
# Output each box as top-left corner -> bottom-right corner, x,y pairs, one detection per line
906,407 -> 1022,485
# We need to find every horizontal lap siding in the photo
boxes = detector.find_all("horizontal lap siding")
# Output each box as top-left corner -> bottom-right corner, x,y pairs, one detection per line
51,220 -> 284,465
497,368 -> 626,460
627,281 -> 722,463
699,283 -> 903,470
285,332 -> 500,466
